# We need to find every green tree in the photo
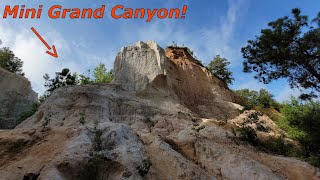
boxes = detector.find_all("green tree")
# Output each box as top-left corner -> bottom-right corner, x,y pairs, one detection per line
208,55 -> 234,85
41,68 -> 78,101
235,88 -> 277,109
93,63 -> 113,83
280,97 -> 320,165
79,69 -> 93,85
241,8 -> 320,99
257,89 -> 277,108
0,45 -> 24,75
78,64 -> 114,85
235,89 -> 259,109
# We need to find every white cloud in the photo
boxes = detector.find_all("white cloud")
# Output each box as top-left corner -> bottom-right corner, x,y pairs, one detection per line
121,0 -> 246,65
0,0 -> 247,97
0,24 -> 77,95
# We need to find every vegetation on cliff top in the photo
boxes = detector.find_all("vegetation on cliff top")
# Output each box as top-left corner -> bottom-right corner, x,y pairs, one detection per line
40,63 -> 113,102
208,55 -> 234,85
0,41 -> 24,76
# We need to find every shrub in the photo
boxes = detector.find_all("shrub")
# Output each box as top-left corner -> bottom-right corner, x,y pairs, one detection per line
237,127 -> 298,157
41,68 -> 78,101
234,89 -> 278,110
79,70 -> 93,85
259,137 -> 295,156
86,152 -> 105,180
79,64 -> 113,85
79,112 -> 85,125
191,124 -> 205,132
256,123 -> 270,132
85,121 -> 106,180
0,46 -> 24,75
241,97 -> 320,167
42,112 -> 52,128
92,121 -> 103,151
279,97 -> 320,161
93,63 -> 113,84
238,126 -> 258,145
248,112 -> 259,123
144,117 -> 155,128
137,158 -> 152,177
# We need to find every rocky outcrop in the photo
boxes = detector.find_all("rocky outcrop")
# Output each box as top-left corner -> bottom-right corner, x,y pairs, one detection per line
113,41 -> 241,120
0,68 -> 37,129
0,41 -> 319,180
113,41 -> 167,92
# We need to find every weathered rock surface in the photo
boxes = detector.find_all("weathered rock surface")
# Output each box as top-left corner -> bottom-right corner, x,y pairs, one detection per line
113,41 -> 240,120
0,41 -> 319,180
0,68 -> 37,129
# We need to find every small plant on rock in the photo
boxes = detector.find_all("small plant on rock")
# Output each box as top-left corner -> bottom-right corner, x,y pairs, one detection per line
238,126 -> 258,145
144,117 -> 155,128
256,123 -> 271,132
92,121 -> 103,151
247,112 -> 259,123
86,120 -> 106,180
42,112 -> 52,127
191,125 -> 205,132
137,158 -> 152,177
79,112 -> 85,125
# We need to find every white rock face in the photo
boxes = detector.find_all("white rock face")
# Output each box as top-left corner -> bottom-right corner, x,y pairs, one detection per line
0,68 -> 37,128
113,41 -> 240,119
113,41 -> 167,92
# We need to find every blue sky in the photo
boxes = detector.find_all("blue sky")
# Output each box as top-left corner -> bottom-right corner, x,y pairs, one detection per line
0,0 -> 319,102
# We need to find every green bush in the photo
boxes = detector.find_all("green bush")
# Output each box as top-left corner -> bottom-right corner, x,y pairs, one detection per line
234,89 -> 279,110
79,112 -> 85,125
16,102 -> 39,125
79,74 -> 92,85
237,127 -> 299,157
0,46 -> 24,75
238,126 -> 258,145
256,123 -> 271,132
137,158 -> 152,177
42,112 -> 53,127
93,63 -> 113,84
93,121 -> 103,151
144,117 -> 155,128
191,124 -> 205,132
79,64 -> 113,85
275,97 -> 320,167
259,137 -> 295,156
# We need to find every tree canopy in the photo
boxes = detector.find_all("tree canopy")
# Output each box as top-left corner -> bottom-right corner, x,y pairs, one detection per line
207,55 -> 234,85
235,88 -> 278,109
241,8 -> 320,99
41,64 -> 114,101
93,63 -> 113,84
79,63 -> 113,84
0,44 -> 24,76
41,68 -> 78,101
280,97 -> 320,165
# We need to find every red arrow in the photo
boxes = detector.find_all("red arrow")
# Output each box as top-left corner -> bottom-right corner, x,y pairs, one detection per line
31,27 -> 58,58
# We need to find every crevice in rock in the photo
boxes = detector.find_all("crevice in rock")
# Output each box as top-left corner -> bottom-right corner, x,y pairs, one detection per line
23,173 -> 40,180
